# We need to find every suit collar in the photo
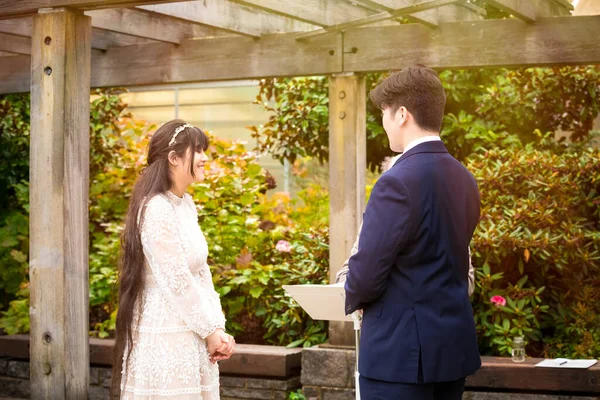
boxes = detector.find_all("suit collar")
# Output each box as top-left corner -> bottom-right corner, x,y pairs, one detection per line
393,140 -> 449,167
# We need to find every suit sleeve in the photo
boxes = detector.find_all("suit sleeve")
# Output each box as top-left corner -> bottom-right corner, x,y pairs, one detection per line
344,173 -> 413,314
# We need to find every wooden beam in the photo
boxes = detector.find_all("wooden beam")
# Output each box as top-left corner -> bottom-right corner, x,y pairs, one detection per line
0,0 -> 190,19
29,7 -> 90,399
405,4 -> 482,27
327,73 -> 366,347
0,17 -> 32,35
0,32 -> 31,55
90,31 -> 342,87
0,16 -> 157,50
297,0 -> 460,38
2,15 -> 600,94
91,27 -> 156,50
343,15 -> 600,71
0,31 -> 342,92
466,356 -> 600,393
85,8 -> 223,44
485,0 -> 570,23
355,0 -> 483,27
138,1 -> 317,38
226,0 -> 372,27
0,54 -> 30,92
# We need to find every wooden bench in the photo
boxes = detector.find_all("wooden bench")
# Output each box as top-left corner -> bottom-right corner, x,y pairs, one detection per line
0,334 -> 301,378
466,356 -> 600,395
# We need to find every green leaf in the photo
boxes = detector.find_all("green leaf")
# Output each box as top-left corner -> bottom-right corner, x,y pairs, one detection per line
249,286 -> 265,298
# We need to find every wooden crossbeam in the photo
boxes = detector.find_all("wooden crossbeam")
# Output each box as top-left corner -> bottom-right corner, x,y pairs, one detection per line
343,15 -> 600,71
91,27 -> 155,50
138,1 -> 316,38
297,0 -> 461,39
85,8 -> 223,44
227,0 -> 372,27
353,0 -> 483,28
0,16 -> 167,51
0,17 -> 32,36
1,15 -> 600,94
486,0 -> 570,23
0,0 -> 189,19
0,31 -> 31,55
406,4 -> 483,27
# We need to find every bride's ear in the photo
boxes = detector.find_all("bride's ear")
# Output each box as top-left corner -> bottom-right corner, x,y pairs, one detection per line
168,150 -> 178,167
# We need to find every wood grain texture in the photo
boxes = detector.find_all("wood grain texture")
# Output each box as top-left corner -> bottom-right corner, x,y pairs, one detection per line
138,1 -> 316,37
297,0 -> 461,38
485,0 -> 570,22
91,31 -> 342,86
29,8 -> 90,399
466,356 -> 600,393
327,73 -> 366,347
2,15 -> 600,94
227,0 -> 373,27
0,31 -> 31,54
0,0 -> 188,19
0,335 -> 303,378
343,15 -> 600,71
0,16 -> 158,50
85,7 -> 224,44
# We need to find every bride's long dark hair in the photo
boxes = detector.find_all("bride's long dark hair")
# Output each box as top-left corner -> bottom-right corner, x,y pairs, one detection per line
111,119 -> 209,396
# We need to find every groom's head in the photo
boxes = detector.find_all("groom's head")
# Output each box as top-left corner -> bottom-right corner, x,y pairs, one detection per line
370,65 -> 446,153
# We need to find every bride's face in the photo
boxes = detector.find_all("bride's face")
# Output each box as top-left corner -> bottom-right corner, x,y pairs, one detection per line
189,150 -> 209,183
170,148 -> 209,187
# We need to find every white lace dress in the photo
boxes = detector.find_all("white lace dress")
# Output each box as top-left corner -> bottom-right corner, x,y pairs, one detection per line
120,192 -> 226,399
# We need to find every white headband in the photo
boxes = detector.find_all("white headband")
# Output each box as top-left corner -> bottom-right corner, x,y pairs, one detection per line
169,123 -> 193,146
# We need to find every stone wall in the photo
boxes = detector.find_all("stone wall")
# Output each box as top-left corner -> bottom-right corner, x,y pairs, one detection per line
0,359 -> 301,400
301,346 -> 357,400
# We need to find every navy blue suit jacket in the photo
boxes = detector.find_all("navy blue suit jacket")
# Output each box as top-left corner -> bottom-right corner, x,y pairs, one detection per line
345,140 -> 481,384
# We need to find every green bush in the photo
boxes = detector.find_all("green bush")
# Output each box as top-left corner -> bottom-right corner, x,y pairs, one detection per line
468,135 -> 600,358
2,67 -> 599,357
192,136 -> 330,346
0,95 -> 330,346
252,67 -> 600,168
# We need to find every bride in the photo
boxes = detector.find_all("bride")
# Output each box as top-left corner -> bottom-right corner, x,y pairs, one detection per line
112,119 -> 235,399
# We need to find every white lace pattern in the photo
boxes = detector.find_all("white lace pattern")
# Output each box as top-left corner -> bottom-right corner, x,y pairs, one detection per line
121,192 -> 226,399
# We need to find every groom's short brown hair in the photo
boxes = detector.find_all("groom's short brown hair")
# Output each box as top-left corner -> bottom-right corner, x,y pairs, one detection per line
370,65 -> 446,133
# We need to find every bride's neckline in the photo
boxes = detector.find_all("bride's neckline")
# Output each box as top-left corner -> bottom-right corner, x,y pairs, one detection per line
166,190 -> 184,205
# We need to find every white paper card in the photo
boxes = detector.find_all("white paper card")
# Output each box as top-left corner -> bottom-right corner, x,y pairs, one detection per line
283,284 -> 353,322
535,358 -> 598,369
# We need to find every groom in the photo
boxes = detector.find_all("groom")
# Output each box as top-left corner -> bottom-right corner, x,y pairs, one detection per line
345,65 -> 481,399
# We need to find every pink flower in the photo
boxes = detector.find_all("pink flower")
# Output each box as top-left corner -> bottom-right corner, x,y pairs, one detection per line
490,295 -> 506,308
275,240 -> 291,253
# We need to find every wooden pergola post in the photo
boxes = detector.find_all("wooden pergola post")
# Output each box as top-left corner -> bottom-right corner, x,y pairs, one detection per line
328,72 -> 367,347
29,8 -> 91,399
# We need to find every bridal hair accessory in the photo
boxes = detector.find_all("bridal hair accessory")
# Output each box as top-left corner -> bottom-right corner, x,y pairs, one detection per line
169,123 -> 193,146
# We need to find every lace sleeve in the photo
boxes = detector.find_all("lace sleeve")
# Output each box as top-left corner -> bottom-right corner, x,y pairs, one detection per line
141,195 -> 225,339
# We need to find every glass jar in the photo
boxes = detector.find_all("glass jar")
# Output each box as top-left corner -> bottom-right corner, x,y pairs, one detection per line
512,336 -> 526,363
